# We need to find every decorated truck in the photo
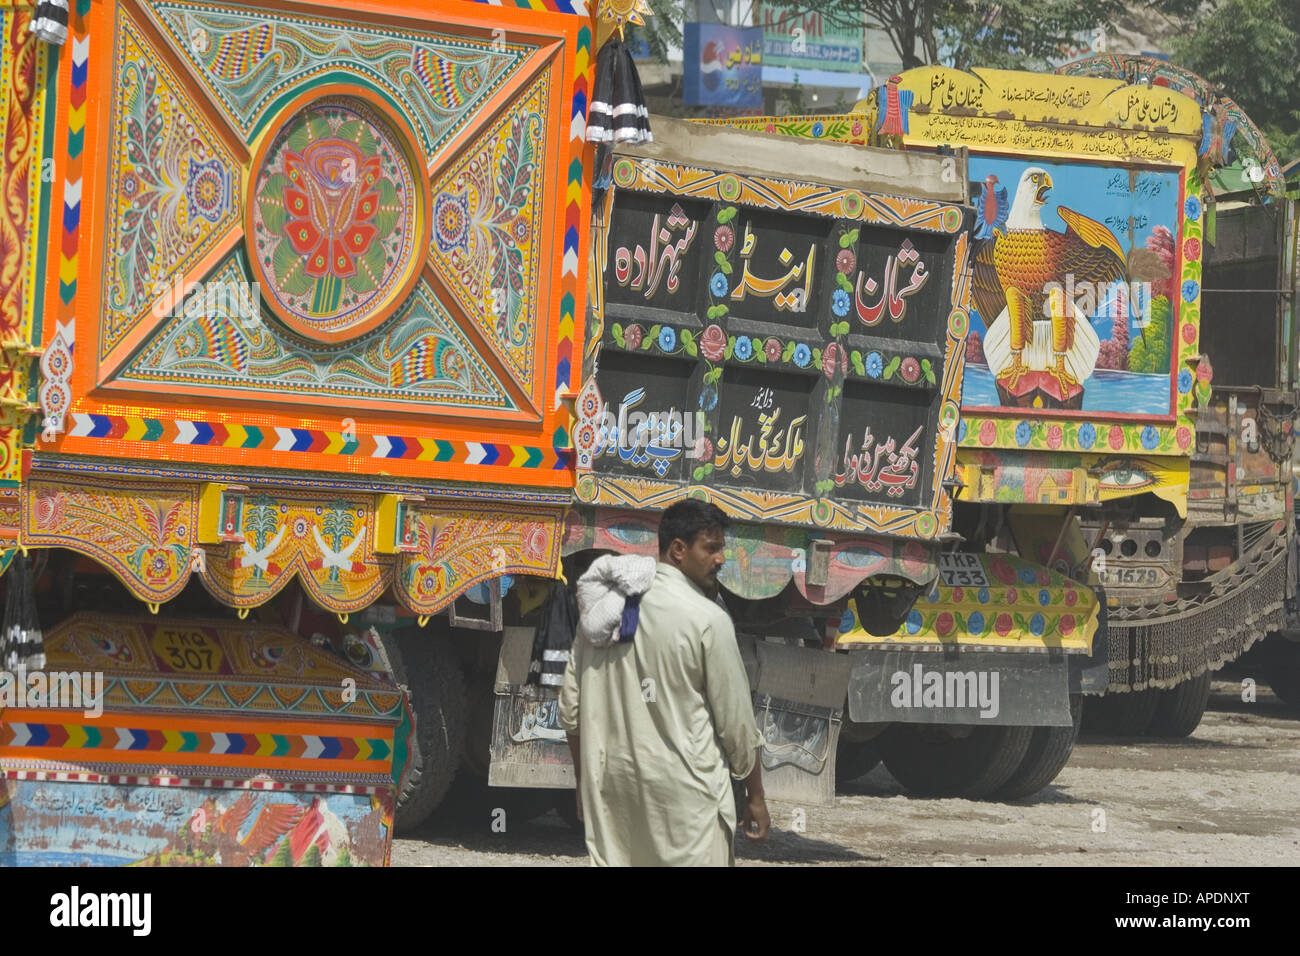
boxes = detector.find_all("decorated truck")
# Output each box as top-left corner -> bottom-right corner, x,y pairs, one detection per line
557,115 -> 1103,804
717,56 -> 1299,739
0,0 -> 597,863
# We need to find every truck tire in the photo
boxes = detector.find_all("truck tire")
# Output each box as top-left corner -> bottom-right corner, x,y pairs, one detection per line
1081,687 -> 1160,736
1264,636 -> 1300,707
997,694 -> 1083,800
1147,672 -> 1212,737
835,737 -> 882,787
880,724 -> 1034,799
386,626 -> 467,835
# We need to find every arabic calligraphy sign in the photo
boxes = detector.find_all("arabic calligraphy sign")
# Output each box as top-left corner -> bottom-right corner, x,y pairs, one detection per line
585,146 -> 973,531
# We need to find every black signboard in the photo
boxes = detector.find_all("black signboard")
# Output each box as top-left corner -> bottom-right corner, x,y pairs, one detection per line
592,163 -> 970,521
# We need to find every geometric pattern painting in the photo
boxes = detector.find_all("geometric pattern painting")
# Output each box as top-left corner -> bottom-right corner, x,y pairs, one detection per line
52,0 -> 593,490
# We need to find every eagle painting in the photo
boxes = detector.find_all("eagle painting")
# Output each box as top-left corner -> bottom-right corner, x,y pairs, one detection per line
971,166 -> 1129,409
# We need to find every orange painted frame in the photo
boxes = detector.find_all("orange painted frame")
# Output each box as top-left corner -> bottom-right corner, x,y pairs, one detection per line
39,0 -> 594,486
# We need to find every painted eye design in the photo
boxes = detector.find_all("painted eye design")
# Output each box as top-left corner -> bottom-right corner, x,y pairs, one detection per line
1098,460 -> 1157,491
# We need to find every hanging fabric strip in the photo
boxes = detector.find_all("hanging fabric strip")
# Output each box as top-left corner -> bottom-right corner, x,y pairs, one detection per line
2,553 -> 46,672
587,39 -> 652,146
30,0 -> 70,46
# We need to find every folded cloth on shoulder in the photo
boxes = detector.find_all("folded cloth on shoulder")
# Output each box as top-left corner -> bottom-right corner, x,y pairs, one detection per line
576,555 -> 657,648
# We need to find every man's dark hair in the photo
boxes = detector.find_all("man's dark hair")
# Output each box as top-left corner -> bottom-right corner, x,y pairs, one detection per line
658,498 -> 730,553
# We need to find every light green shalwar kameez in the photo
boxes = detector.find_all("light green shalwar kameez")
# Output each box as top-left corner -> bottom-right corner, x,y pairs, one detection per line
558,562 -> 763,867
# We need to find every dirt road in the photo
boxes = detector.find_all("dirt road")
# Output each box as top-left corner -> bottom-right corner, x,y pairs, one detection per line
391,680 -> 1300,866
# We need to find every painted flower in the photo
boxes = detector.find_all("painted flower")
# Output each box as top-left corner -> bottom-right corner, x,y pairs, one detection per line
1184,237 -> 1201,261
952,587 -> 965,604
1038,589 -> 1052,606
1015,421 -> 1032,447
693,436 -> 714,461
658,326 -> 677,351
699,386 -> 718,411
936,611 -> 954,636
967,611 -> 985,634
1182,322 -> 1197,344
1140,425 -> 1159,450
1182,279 -> 1200,302
522,522 -> 549,561
1029,613 -> 1046,636
900,357 -> 921,383
1064,588 -> 1078,607
1108,424 -> 1125,450
823,342 -> 841,380
793,343 -> 812,368
958,419 -> 968,442
1196,359 -> 1213,383
1178,368 -> 1193,393
1059,615 -> 1075,635
714,225 -> 734,252
1078,422 -> 1096,449
832,288 -> 851,317
1185,195 -> 1202,220
624,323 -> 643,350
977,587 -> 990,604
836,249 -> 857,275
994,613 -> 1013,636
905,609 -> 923,634
979,420 -> 997,445
1047,424 -> 1063,449
865,351 -> 884,378
710,272 -> 729,297
1018,566 -> 1037,585
764,337 -> 783,362
701,324 -> 727,361
283,141 -> 384,280
734,335 -> 753,360
1007,588 -> 1019,604
812,121 -> 825,137
1176,425 -> 1192,449
851,120 -> 863,136
989,555 -> 1017,585
765,122 -> 776,133
513,217 -> 531,244
839,608 -> 856,633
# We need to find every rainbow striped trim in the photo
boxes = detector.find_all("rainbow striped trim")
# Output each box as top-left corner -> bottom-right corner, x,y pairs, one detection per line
3,769 -> 387,794
67,412 -> 572,469
2,721 -> 391,761
465,0 -> 590,14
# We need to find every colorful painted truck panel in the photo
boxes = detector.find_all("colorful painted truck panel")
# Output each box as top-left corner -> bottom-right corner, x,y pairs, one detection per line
0,614 -> 405,866
38,0 -> 592,489
7,0 -> 592,612
576,117 -> 973,544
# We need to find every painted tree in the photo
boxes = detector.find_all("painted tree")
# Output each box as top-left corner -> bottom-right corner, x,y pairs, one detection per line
1095,281 -> 1130,370
268,837 -> 293,867
965,329 -> 986,364
1129,295 -> 1172,374
300,844 -> 322,867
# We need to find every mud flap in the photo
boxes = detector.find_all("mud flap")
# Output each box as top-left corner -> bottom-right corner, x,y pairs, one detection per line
487,626 -> 575,789
847,649 -> 1073,726
738,638 -> 853,807
1070,589 -> 1109,695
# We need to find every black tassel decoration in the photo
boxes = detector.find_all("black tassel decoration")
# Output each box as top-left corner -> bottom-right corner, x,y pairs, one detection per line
587,38 -> 652,147
2,552 -> 45,673
30,0 -> 69,46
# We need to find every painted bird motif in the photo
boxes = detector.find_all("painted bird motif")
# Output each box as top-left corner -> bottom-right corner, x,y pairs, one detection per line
971,166 -> 1127,397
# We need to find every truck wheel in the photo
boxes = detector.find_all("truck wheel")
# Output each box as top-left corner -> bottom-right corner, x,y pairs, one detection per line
835,737 -> 882,787
1081,687 -> 1160,736
1264,637 -> 1300,706
1147,672 -> 1212,737
880,724 -> 1033,799
997,694 -> 1083,800
386,626 -> 467,834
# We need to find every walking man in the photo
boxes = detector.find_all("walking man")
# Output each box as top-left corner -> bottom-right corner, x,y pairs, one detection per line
558,498 -> 769,866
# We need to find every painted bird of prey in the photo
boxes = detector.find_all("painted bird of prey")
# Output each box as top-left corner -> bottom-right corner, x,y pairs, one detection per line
972,167 -> 1127,397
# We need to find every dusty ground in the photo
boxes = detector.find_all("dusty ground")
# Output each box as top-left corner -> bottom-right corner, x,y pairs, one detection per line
391,680 -> 1300,867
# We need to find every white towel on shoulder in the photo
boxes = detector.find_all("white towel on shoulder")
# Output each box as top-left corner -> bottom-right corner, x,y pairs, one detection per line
576,555 -> 657,648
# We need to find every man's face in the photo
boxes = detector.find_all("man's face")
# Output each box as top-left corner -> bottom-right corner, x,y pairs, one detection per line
668,527 -> 726,597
